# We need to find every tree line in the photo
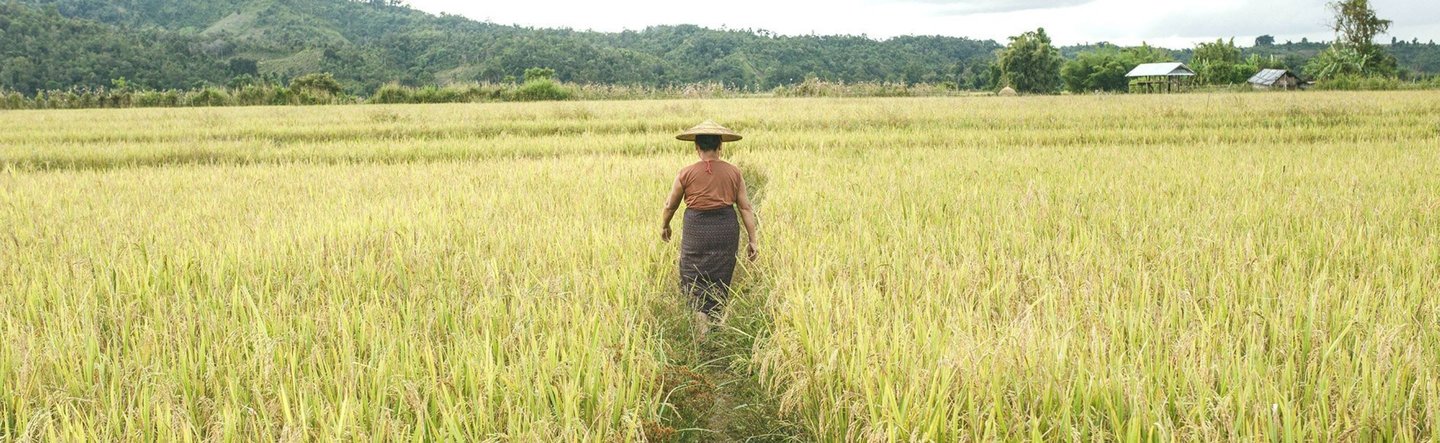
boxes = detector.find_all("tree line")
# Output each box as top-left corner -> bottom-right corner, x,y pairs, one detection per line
994,0 -> 1431,93
1,0 -> 1436,103
0,0 -> 1001,94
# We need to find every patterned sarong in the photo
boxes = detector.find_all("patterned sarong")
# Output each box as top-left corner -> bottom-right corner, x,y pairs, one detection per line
680,206 -> 739,315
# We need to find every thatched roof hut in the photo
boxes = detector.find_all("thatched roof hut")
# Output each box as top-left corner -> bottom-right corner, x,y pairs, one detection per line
1248,69 -> 1304,90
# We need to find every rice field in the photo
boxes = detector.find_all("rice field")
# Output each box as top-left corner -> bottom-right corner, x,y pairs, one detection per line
2,91 -> 1438,441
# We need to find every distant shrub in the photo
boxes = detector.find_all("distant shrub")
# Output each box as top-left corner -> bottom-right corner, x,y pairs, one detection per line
453,83 -> 507,102
129,91 -> 159,107
523,67 -> 557,82
369,83 -> 414,104
1,89 -> 29,109
101,89 -> 131,108
366,83 -> 512,104
1312,74 -> 1403,90
412,85 -> 462,104
76,89 -> 99,108
773,78 -> 959,98
508,79 -> 573,102
133,90 -> 181,107
187,88 -> 231,107
270,87 -> 294,105
291,73 -> 343,96
566,82 -> 745,100
295,91 -> 347,105
232,84 -> 290,106
289,73 -> 350,105
50,90 -> 81,109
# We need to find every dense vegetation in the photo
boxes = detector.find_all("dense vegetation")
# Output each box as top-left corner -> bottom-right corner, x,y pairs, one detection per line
0,0 -> 1000,94
996,28 -> 1064,94
0,2 -> 229,92
1053,0 -> 1435,93
1305,0 -> 1398,79
2,0 -> 1437,98
1060,44 -> 1171,92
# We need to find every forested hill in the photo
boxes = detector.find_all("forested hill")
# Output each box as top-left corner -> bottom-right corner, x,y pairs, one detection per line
0,0 -> 1000,94
2,0 -> 1438,95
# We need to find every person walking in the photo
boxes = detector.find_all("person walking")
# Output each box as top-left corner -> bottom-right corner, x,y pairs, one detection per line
660,121 -> 759,335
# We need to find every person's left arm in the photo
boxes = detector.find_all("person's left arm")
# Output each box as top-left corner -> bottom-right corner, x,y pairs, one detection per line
736,177 -> 759,261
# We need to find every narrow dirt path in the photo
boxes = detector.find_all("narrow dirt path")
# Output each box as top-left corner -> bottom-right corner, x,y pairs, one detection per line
662,278 -> 802,442
650,164 -> 805,442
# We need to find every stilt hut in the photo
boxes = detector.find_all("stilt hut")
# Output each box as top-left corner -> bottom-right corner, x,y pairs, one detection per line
1125,62 -> 1196,93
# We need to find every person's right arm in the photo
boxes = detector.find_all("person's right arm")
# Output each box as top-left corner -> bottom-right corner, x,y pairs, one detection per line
661,176 -> 684,242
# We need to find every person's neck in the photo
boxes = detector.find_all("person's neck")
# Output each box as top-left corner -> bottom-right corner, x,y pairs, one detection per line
697,151 -> 722,162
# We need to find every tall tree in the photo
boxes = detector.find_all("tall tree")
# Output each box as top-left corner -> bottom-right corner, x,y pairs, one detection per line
997,28 -> 1063,94
1330,0 -> 1390,48
1306,0 -> 1397,78
1192,38 -> 1250,84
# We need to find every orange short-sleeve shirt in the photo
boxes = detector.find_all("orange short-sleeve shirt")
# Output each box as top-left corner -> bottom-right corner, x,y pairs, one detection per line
678,160 -> 742,210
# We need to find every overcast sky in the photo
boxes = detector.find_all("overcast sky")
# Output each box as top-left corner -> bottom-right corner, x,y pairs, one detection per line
404,0 -> 1440,48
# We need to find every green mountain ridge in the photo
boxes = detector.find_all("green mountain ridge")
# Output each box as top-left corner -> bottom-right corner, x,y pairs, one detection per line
1,0 -> 1437,95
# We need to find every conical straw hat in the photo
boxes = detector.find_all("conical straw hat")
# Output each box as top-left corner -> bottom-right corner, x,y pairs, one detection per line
675,120 -> 743,142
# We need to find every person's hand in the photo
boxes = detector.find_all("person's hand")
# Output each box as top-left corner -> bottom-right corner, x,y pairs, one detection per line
746,243 -> 758,261
661,226 -> 672,242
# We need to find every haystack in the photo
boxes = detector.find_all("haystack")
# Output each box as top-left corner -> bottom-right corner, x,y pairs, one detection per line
998,87 -> 1017,96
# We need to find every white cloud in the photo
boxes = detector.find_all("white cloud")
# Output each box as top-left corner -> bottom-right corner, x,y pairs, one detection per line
894,0 -> 1098,14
